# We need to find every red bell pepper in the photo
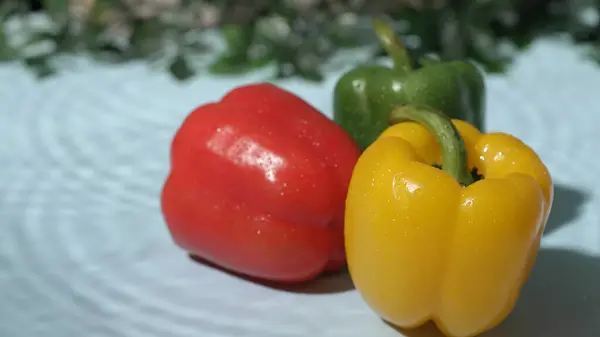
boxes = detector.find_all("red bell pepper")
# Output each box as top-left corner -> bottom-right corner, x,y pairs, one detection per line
160,83 -> 361,283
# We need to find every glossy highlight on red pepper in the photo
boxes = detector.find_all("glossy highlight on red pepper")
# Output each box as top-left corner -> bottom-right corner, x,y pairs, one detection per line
160,83 -> 361,283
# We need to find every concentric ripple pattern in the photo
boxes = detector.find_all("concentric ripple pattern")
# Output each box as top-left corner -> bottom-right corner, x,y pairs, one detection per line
1,39 -> 600,337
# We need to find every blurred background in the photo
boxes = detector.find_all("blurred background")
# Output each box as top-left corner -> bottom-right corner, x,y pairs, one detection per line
4,0 -> 600,81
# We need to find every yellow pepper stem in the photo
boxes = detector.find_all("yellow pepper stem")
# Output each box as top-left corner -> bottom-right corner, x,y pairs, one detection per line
371,17 -> 413,73
389,104 -> 475,187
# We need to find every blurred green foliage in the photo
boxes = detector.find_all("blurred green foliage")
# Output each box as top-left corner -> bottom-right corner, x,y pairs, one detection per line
2,0 -> 600,81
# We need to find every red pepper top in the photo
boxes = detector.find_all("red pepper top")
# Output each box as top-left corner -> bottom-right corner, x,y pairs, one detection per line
161,83 -> 361,283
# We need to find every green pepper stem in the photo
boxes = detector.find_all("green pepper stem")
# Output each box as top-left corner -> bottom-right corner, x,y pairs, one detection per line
371,17 -> 413,73
389,105 -> 474,187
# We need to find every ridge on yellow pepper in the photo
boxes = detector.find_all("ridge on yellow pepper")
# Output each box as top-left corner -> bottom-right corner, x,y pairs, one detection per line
344,105 -> 553,337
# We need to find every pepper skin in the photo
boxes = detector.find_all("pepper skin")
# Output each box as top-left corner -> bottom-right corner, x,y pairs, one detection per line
344,105 -> 553,337
333,18 -> 486,150
161,83 -> 361,283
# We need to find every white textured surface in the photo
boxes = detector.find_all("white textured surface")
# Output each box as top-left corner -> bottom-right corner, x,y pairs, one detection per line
1,38 -> 599,337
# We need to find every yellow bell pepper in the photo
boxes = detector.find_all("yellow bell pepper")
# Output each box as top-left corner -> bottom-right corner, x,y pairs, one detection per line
344,105 -> 553,337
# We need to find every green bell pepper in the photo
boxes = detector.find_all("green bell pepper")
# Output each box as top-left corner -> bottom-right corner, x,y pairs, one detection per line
333,18 -> 486,150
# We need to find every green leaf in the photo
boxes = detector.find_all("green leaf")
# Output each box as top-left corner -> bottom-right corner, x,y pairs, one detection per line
209,24 -> 259,74
95,0 -> 131,15
185,39 -> 210,53
129,18 -> 165,59
0,25 -> 16,61
209,56 -> 250,74
82,22 -> 107,46
169,55 -> 194,81
221,24 -> 255,55
296,68 -> 323,82
588,44 -> 600,65
53,24 -> 78,52
209,53 -> 272,75
43,0 -> 69,22
24,55 -> 56,78
89,42 -> 127,63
